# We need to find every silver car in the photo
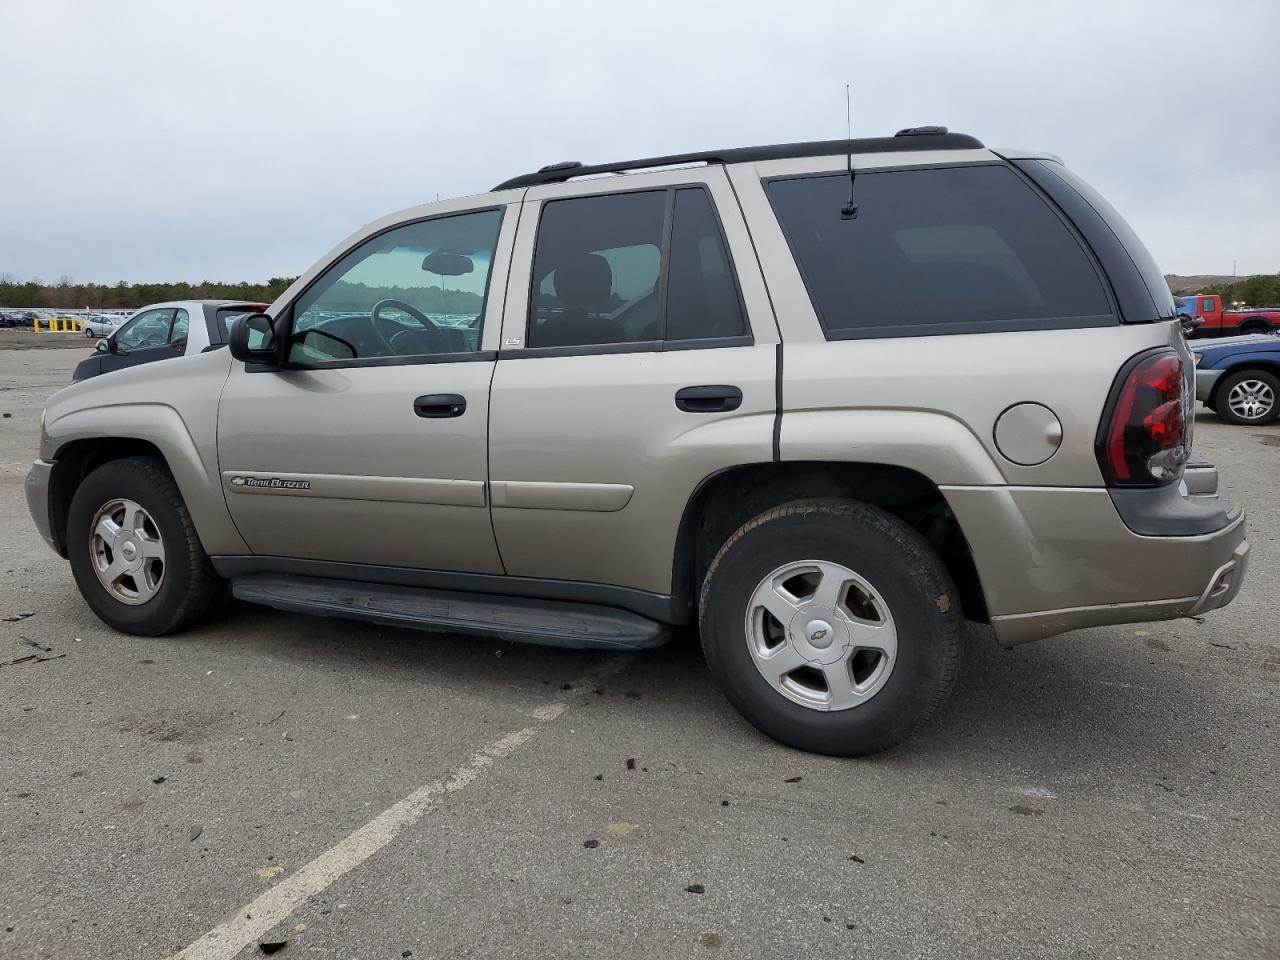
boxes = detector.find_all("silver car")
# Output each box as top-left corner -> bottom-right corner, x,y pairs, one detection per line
26,127 -> 1249,755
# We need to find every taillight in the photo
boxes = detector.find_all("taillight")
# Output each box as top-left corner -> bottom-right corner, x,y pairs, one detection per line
1098,350 -> 1188,486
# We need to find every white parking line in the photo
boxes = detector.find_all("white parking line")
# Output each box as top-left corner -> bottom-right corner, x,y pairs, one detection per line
166,654 -> 633,960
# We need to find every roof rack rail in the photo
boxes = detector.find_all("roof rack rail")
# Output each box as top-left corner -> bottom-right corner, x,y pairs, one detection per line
493,129 -> 982,190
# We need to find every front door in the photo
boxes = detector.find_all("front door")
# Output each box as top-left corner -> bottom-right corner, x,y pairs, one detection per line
102,306 -> 188,373
216,202 -> 516,574
488,170 -> 779,598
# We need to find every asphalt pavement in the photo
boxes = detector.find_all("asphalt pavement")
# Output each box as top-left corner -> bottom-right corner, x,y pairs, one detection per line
1,342 -> 1276,959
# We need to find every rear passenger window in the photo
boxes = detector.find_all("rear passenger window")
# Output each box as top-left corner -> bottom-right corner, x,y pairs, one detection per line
666,189 -> 746,341
766,165 -> 1112,338
527,188 -> 747,349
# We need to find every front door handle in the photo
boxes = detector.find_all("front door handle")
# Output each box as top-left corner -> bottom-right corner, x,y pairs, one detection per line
414,394 -> 466,418
675,385 -> 743,413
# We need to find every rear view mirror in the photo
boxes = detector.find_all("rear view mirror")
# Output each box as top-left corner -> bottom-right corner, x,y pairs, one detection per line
421,251 -> 474,276
229,313 -> 280,365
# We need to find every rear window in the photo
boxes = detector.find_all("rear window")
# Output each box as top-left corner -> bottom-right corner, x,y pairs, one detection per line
766,164 -> 1113,339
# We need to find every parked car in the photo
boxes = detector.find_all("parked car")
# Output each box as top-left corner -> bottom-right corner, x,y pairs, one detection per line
1179,294 -> 1280,337
72,301 -> 267,382
26,128 -> 1249,756
1193,333 -> 1280,424
83,314 -> 126,338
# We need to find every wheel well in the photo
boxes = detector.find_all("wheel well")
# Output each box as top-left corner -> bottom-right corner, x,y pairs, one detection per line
1209,364 -> 1280,408
1237,318 -> 1272,333
47,438 -> 167,556
671,462 -> 989,624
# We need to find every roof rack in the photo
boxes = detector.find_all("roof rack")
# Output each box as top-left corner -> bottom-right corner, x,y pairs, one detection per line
493,128 -> 983,190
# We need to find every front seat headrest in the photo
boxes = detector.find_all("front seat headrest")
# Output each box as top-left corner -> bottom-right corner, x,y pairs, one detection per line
553,252 -> 613,308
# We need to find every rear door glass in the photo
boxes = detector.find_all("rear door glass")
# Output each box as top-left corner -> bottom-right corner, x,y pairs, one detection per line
665,188 -> 747,341
766,165 -> 1113,338
527,188 -> 748,349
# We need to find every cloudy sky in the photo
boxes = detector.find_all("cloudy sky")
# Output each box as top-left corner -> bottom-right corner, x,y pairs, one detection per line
1,0 -> 1276,284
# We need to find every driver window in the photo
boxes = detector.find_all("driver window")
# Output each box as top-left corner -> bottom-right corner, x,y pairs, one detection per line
115,309 -> 174,351
288,208 -> 504,364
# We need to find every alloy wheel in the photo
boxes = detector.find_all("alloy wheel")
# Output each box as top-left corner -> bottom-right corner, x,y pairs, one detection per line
744,560 -> 897,711
89,498 -> 166,604
1227,378 -> 1275,421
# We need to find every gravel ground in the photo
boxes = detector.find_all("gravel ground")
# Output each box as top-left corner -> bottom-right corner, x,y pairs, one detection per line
1,347 -> 1276,960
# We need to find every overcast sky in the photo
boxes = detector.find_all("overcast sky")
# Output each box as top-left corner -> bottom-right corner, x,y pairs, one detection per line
1,0 -> 1276,284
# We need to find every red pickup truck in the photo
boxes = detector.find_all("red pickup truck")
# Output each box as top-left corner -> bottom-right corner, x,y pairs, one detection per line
1179,294 -> 1280,337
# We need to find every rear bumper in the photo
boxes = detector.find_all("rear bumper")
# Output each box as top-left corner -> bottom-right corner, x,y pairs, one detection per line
942,472 -> 1248,647
25,459 -> 58,553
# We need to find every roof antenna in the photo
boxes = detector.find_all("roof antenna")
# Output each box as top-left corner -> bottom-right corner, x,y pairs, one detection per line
840,83 -> 858,220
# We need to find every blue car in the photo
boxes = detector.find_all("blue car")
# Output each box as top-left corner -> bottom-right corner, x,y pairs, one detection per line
1192,334 -> 1280,425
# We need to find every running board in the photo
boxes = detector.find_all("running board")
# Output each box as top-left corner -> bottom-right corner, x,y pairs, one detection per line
230,574 -> 670,651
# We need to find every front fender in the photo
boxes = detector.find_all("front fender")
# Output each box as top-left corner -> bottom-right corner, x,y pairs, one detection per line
44,401 -> 247,556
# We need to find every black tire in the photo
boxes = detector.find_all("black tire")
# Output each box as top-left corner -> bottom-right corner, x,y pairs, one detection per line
1237,320 -> 1271,336
699,498 -> 961,757
1214,368 -> 1280,426
67,457 -> 224,635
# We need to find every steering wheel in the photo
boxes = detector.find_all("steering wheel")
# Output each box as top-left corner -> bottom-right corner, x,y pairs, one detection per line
370,299 -> 439,355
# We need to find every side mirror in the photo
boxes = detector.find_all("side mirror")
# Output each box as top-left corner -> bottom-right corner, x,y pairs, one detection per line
1178,315 -> 1204,337
229,313 -> 280,365
94,338 -> 110,354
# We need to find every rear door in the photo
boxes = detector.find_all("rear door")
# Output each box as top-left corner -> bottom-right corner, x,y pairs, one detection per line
487,168 -> 778,599
216,202 -> 517,573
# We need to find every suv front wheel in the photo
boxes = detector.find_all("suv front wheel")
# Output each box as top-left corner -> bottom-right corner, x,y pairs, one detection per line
699,499 -> 961,756
67,457 -> 224,635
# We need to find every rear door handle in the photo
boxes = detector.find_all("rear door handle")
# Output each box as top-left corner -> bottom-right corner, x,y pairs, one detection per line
675,385 -> 743,413
414,394 -> 466,418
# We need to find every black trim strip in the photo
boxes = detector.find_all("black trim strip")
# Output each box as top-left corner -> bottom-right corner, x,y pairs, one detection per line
820,314 -> 1116,341
209,555 -> 687,625
498,335 -> 754,361
773,342 -> 783,462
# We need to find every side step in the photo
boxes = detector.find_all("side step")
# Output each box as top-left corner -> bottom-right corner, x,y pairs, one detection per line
231,574 -> 670,651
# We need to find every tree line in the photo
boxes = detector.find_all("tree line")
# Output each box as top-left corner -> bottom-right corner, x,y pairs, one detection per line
1195,274 -> 1280,309
0,276 -> 298,310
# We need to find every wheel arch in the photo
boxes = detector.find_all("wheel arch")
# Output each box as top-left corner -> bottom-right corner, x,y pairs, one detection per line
671,461 -> 990,625
45,405 -> 248,558
1208,361 -> 1280,409
1234,317 -> 1274,334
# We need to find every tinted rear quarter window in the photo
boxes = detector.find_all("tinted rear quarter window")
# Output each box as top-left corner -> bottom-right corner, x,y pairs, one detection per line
766,164 -> 1114,338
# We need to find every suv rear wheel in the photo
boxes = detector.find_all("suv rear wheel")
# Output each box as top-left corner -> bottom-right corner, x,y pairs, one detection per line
67,457 -> 224,635
699,499 -> 961,756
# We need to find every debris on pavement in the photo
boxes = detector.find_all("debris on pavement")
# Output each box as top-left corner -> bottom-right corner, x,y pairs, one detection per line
849,855 -> 865,863
189,825 -> 203,842
1,612 -> 34,622
685,884 -> 705,894
626,758 -> 636,770
258,941 -> 287,955
593,774 -> 603,780
152,776 -> 166,784
18,637 -> 51,651
784,776 -> 803,783
582,839 -> 600,849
